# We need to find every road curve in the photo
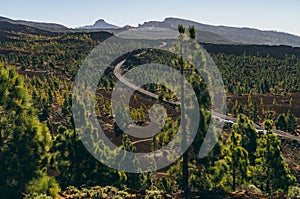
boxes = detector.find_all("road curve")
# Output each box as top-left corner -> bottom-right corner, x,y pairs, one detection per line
114,59 -> 180,106
113,56 -> 300,142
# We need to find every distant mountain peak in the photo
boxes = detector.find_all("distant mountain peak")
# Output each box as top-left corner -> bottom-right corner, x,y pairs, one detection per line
96,19 -> 105,22
93,19 -> 106,26
80,19 -> 119,30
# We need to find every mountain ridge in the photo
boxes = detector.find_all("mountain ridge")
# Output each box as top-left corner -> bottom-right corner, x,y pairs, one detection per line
1,16 -> 300,47
0,16 -> 68,31
139,17 -> 300,47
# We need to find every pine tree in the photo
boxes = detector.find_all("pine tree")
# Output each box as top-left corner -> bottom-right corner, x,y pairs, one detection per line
51,125 -> 124,188
286,110 -> 297,133
120,133 -> 144,190
177,24 -> 197,196
232,99 -> 239,117
223,129 -> 250,191
254,120 -> 296,193
0,65 -> 53,197
275,113 -> 287,131
249,101 -> 259,123
234,115 -> 257,165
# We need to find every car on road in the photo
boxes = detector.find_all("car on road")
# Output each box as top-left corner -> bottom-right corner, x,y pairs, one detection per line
223,119 -> 234,130
256,129 -> 266,135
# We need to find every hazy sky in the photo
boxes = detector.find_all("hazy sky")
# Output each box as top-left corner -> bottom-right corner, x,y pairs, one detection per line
1,0 -> 299,35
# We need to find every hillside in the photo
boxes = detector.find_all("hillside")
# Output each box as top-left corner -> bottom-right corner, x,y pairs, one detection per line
202,43 -> 300,58
139,17 -> 300,47
0,16 -> 68,31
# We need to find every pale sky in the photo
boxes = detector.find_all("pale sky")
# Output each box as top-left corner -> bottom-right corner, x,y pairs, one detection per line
1,0 -> 299,36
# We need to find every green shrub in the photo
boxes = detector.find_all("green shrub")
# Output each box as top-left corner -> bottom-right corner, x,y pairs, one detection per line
102,185 -> 118,195
64,186 -> 80,195
156,177 -> 175,193
288,186 -> 300,198
117,190 -> 130,198
63,185 -> 128,199
25,171 -> 60,198
241,184 -> 262,194
145,190 -> 163,199
30,194 -> 53,199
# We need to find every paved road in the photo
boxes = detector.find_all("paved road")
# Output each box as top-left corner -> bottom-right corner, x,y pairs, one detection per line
159,42 -> 167,48
132,138 -> 153,145
212,111 -> 300,141
114,60 -> 161,101
114,60 -> 180,106
114,56 -> 300,142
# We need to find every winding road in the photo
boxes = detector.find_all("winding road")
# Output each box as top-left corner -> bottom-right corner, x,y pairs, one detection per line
113,52 -> 300,143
